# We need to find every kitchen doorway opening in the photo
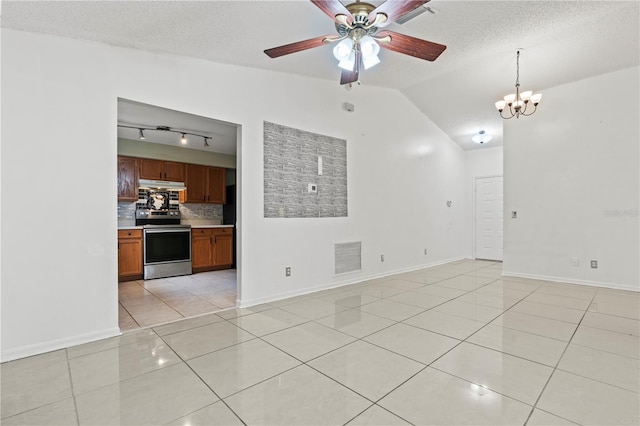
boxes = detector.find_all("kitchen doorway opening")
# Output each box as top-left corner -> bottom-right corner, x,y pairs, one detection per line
116,98 -> 241,331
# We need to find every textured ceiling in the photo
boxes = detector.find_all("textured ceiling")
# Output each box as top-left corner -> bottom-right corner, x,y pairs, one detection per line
3,1 -> 639,151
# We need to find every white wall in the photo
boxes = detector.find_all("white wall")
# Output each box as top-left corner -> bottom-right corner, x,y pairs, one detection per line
1,30 -> 466,361
464,147 -> 504,258
504,67 -> 640,291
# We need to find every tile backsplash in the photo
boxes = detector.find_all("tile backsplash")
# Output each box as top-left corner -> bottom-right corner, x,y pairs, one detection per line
117,202 -> 222,221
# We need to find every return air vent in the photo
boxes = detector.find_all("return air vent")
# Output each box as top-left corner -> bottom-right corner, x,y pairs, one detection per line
335,242 -> 362,275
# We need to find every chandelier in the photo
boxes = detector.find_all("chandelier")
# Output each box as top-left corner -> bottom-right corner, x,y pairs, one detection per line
495,50 -> 542,119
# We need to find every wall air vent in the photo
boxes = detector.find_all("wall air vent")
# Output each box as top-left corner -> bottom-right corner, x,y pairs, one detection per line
335,242 -> 362,275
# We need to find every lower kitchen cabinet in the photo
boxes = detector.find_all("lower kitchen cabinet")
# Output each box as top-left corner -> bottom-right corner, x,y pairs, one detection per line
191,227 -> 233,272
118,229 -> 143,281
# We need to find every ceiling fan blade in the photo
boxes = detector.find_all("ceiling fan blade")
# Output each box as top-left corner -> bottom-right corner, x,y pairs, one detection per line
340,49 -> 361,85
311,0 -> 354,25
376,30 -> 446,61
264,34 -> 334,58
368,0 -> 430,27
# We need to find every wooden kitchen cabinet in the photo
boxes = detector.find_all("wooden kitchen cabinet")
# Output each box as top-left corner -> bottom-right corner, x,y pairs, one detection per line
212,228 -> 233,267
185,164 -> 226,204
117,156 -> 138,201
118,229 -> 143,281
139,158 -> 185,181
191,227 -> 233,272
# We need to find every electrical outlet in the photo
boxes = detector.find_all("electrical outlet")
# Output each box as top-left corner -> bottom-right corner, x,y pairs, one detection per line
590,260 -> 598,269
380,254 -> 385,262
285,266 -> 291,277
511,211 -> 518,219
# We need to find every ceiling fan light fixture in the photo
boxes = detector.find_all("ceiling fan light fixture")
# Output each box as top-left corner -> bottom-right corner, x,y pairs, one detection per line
333,38 -> 353,61
181,133 -> 187,144
338,51 -> 356,70
360,35 -> 379,58
362,54 -> 380,70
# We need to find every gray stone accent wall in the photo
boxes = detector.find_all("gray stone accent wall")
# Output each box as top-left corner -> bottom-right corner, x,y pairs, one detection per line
264,121 -> 348,218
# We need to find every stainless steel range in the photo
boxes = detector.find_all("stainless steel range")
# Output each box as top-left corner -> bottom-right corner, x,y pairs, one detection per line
136,189 -> 191,280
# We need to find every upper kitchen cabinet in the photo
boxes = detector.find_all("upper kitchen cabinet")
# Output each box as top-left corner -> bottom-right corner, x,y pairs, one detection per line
139,158 -> 185,181
117,156 -> 138,201
185,164 -> 226,204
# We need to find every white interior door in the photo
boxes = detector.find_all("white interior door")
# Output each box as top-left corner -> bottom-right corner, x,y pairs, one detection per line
475,176 -> 503,261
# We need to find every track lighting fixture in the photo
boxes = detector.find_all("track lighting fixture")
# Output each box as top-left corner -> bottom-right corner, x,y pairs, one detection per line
118,124 -> 213,148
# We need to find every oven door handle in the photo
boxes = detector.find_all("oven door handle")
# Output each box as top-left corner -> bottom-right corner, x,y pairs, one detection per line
144,228 -> 191,234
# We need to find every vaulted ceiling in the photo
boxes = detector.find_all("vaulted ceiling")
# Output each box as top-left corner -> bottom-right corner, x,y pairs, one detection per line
3,1 -> 638,151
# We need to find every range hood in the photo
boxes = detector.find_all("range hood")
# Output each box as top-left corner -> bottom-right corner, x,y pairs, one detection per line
139,179 -> 187,191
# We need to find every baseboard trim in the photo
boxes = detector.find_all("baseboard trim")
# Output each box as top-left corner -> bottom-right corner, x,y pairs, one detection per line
1,327 -> 122,363
502,271 -> 640,293
238,256 -> 466,308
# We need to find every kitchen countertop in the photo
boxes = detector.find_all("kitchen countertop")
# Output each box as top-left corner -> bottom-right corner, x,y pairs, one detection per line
117,224 -> 233,230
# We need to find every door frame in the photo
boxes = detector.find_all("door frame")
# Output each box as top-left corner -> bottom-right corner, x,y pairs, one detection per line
472,174 -> 504,260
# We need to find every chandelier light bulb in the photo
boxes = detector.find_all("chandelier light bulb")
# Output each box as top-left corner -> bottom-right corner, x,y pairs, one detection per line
530,93 -> 542,104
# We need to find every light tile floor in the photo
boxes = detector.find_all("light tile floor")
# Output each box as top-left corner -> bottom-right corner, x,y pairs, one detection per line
118,269 -> 237,330
2,260 -> 639,425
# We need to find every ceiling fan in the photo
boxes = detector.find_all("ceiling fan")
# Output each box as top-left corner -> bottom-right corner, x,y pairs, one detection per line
264,0 -> 446,85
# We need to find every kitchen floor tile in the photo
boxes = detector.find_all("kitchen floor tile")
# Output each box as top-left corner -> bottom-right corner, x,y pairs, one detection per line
435,275 -> 495,291
152,312 -> 223,336
557,343 -> 639,392
588,299 -> 640,320
228,308 -> 307,336
345,404 -> 411,425
363,323 -> 460,365
215,303 -> 274,319
129,308 -> 184,327
68,335 -> 182,395
262,321 -> 356,361
432,300 -> 504,323
535,282 -> 597,300
319,291 -> 381,308
278,297 -> 350,320
0,350 -> 72,419
526,409 -> 579,425
0,398 -> 78,426
571,325 -> 639,359
165,401 -> 244,426
161,320 -> 255,360
308,340 -> 424,401
75,363 -> 217,425
580,311 -> 640,336
377,278 -> 428,292
467,324 -> 568,367
508,300 -> 585,324
314,309 -> 396,338
456,292 -> 521,310
524,291 -> 591,310
224,365 -> 370,425
400,271 -> 446,285
359,284 -> 410,298
387,291 -> 450,309
67,329 -> 158,359
187,339 -> 301,398
378,367 -> 532,425
537,370 -> 640,426
404,309 -> 487,340
358,299 -> 425,321
491,311 -> 578,341
431,342 -> 553,404
478,279 -> 542,294
411,284 -> 468,299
